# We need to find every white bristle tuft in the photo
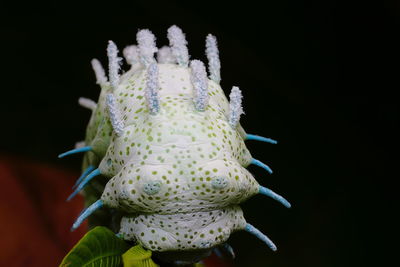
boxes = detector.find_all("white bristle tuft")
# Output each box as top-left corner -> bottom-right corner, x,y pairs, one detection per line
137,29 -> 158,67
74,141 -> 86,149
107,41 -> 122,89
106,94 -> 124,136
78,97 -> 97,111
167,25 -> 189,67
91,59 -> 108,86
123,45 -> 139,65
157,46 -> 176,64
145,63 -> 160,115
190,60 -> 208,111
228,86 -> 244,128
205,34 -> 221,83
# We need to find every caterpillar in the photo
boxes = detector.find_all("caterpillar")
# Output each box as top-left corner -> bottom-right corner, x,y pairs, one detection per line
60,25 -> 291,263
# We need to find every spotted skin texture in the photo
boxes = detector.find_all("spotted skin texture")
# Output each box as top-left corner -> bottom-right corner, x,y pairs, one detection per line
84,63 -> 261,251
119,206 -> 246,251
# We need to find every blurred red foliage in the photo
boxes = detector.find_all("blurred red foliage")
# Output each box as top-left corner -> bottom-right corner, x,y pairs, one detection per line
0,155 -> 86,266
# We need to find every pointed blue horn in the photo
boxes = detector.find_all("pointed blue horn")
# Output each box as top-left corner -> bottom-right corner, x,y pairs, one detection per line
213,247 -> 223,259
73,165 -> 95,189
223,243 -> 235,259
71,199 -> 103,231
67,168 -> 101,201
251,158 -> 273,174
245,134 -> 278,144
58,146 -> 92,158
244,223 -> 277,251
259,186 -> 291,208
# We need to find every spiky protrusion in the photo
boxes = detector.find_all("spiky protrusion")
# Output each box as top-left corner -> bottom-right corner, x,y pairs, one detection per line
245,223 -> 277,251
91,58 -> 108,86
228,86 -> 244,128
167,25 -> 189,67
245,134 -> 278,144
145,63 -> 160,115
123,45 -> 139,65
73,165 -> 95,188
106,94 -> 124,136
71,199 -> 103,231
107,41 -> 122,89
251,158 -> 273,174
157,46 -> 176,64
58,146 -> 92,159
190,60 -> 208,111
137,29 -> 158,67
259,186 -> 291,208
74,141 -> 86,149
206,34 -> 221,83
67,169 -> 101,201
78,97 -> 97,111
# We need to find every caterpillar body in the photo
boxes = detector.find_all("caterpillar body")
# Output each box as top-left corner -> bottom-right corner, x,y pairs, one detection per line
60,25 -> 290,262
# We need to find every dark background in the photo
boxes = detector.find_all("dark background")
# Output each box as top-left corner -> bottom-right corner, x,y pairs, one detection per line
0,0 -> 398,266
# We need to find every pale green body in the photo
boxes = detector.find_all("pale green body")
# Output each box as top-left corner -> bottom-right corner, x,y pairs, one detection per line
83,63 -> 260,251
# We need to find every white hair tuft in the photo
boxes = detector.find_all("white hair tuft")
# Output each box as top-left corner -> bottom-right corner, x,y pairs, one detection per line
74,141 -> 86,149
157,46 -> 176,64
123,45 -> 139,65
106,94 -> 124,136
205,34 -> 221,83
107,41 -> 122,89
190,60 -> 208,111
145,63 -> 160,115
228,86 -> 244,127
78,97 -> 97,111
91,59 -> 108,86
137,29 -> 158,67
167,25 -> 190,67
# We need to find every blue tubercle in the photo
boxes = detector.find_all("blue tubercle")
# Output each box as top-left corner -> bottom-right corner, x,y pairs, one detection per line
259,186 -> 291,208
213,243 -> 235,259
251,158 -> 273,174
67,168 -> 101,201
58,146 -> 92,158
245,134 -> 278,144
223,243 -> 235,258
244,223 -> 277,251
116,233 -> 124,239
213,247 -> 223,258
73,165 -> 95,189
71,199 -> 103,231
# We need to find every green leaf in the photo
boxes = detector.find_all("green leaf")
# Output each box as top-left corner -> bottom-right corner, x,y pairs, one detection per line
122,245 -> 159,267
60,226 -> 130,267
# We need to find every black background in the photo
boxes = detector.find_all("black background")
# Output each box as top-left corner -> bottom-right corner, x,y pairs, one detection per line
0,0 -> 398,266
